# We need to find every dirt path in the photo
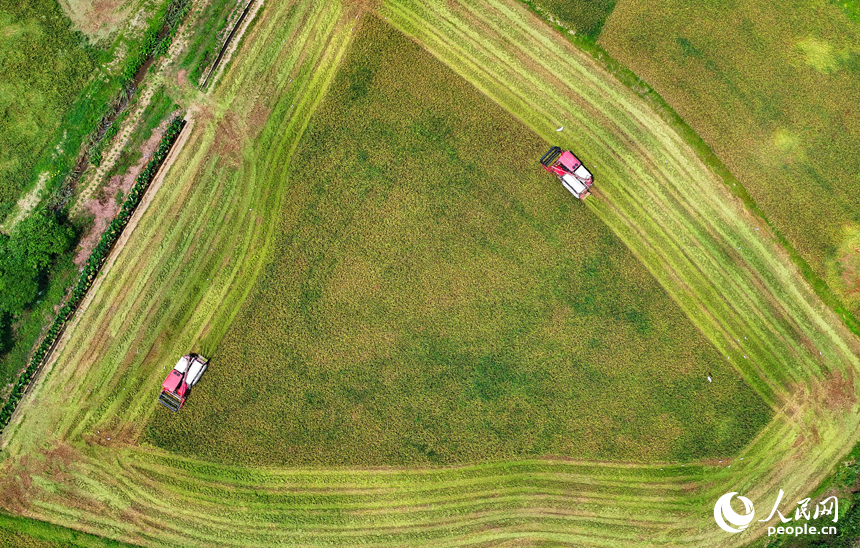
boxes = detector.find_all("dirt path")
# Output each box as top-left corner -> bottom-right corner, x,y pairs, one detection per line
0,173 -> 47,234
72,117 -> 174,265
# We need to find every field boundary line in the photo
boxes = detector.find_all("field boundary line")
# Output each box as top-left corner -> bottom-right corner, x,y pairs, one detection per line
200,0 -> 256,89
0,118 -> 191,449
200,0 -> 264,92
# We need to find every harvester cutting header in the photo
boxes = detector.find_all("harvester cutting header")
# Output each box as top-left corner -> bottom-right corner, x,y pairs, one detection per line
158,354 -> 208,412
540,146 -> 593,199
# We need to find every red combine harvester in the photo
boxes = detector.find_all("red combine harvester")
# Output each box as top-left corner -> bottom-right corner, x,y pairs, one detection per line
158,354 -> 208,412
540,146 -> 593,199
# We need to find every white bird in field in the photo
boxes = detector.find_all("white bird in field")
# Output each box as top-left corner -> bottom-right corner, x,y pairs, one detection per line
556,126 -> 564,132
707,375 -> 713,383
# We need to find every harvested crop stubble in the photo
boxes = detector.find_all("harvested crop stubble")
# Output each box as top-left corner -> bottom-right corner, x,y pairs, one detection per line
381,0 -> 860,543
146,15 -> 769,467
0,117 -> 185,430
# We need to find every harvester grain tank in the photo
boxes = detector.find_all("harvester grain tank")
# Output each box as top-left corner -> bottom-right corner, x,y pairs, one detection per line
158,354 -> 208,411
540,146 -> 593,199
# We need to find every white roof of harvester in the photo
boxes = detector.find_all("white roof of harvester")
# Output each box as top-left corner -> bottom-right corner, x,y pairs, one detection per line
186,356 -> 207,387
573,164 -> 592,182
561,173 -> 588,197
174,356 -> 190,373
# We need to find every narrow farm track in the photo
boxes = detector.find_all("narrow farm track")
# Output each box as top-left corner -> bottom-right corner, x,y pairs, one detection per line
0,0 -> 859,547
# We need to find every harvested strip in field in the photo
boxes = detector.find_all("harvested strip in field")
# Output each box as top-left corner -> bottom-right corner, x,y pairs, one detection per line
379,0 -> 860,543
145,15 -> 769,467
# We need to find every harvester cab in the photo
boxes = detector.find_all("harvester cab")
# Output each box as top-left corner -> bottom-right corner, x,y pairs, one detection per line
158,354 -> 208,412
540,146 -> 593,200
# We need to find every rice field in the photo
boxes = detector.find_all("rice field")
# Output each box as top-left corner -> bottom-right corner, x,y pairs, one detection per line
0,0 -> 858,547
598,0 -> 860,319
0,0 -> 97,218
145,16 -> 769,467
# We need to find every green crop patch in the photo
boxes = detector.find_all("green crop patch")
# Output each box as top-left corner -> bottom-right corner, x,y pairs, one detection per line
0,512 -> 141,548
0,0 -> 98,217
146,16 -> 769,467
599,0 -> 860,319
528,0 -> 618,38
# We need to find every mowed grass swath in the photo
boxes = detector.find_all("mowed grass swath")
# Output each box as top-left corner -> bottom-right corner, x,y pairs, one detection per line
598,0 -> 860,318
368,0 -> 860,541
0,0 -> 859,547
146,16 -> 769,467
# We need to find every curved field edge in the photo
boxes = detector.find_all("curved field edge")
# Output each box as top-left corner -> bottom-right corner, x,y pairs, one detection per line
0,0 -> 354,446
517,0 -> 860,342
144,14 -> 770,468
378,0 -> 860,542
0,1 -> 857,548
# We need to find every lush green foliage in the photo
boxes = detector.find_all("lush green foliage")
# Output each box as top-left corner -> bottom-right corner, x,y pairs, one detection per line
598,0 -> 860,319
0,512 -> 140,547
0,205 -> 77,382
146,17 -> 769,467
0,0 -> 97,217
832,0 -> 860,26
0,249 -> 77,387
524,0 -> 617,38
0,117 -> 184,430
0,210 -> 74,316
122,0 -> 191,83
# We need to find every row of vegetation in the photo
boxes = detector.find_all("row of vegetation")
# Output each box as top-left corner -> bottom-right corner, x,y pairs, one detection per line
175,0 -> 245,85
102,87 -> 179,186
0,117 -> 185,431
123,0 -> 192,82
87,0 -> 190,169
0,0 -> 194,398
